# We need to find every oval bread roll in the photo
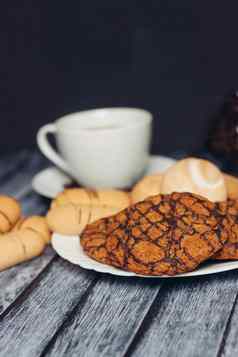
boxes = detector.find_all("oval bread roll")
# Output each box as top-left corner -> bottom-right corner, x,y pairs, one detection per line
51,188 -> 130,210
47,188 -> 131,235
161,158 -> 227,202
47,204 -> 88,236
0,195 -> 21,233
131,174 -> 163,203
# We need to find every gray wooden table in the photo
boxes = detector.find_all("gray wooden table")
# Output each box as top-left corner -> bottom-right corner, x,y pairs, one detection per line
1,150 -> 238,357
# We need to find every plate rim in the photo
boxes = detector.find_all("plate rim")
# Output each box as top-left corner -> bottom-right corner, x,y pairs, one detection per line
51,233 -> 238,279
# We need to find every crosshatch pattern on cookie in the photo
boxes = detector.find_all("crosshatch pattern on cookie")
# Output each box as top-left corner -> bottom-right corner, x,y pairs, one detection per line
213,199 -> 238,260
81,192 -> 230,276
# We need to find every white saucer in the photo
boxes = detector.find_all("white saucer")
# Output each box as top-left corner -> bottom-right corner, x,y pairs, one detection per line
52,233 -> 238,278
32,155 -> 176,199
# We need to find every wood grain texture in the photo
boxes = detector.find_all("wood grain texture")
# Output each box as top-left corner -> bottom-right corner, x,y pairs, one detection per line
0,150 -> 47,199
0,259 -> 97,357
0,150 -> 33,197
0,150 -> 30,182
0,247 -> 54,314
127,272 -> 238,357
44,276 -> 162,357
217,281 -> 238,357
20,190 -> 49,216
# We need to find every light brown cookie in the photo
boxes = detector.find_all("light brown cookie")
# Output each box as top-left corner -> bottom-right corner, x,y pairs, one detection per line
0,195 -> 21,233
0,215 -> 50,272
13,216 -> 51,244
51,188 -> 130,209
0,229 -> 46,272
131,174 -> 163,204
47,188 -> 131,235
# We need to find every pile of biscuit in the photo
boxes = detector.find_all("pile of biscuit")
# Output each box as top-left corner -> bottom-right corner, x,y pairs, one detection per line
2,156 -> 238,276
47,157 -> 238,276
47,157 -> 238,237
81,192 -> 235,275
0,196 -> 50,271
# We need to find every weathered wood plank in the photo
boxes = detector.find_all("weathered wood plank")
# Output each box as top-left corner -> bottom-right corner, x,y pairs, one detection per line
43,276 -> 162,357
20,190 -> 49,216
0,150 -> 47,199
0,247 -> 54,314
127,271 -> 238,357
216,280 -> 238,356
0,150 -> 30,182
0,259 -> 97,357
0,150 -> 34,192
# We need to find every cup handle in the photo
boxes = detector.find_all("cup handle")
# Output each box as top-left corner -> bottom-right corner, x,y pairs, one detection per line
37,124 -> 71,174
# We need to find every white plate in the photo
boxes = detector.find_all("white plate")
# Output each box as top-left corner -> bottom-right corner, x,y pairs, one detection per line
32,155 -> 176,199
52,233 -> 238,278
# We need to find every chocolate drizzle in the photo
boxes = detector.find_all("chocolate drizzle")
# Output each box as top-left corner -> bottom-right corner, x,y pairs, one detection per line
81,192 -> 228,276
213,199 -> 238,260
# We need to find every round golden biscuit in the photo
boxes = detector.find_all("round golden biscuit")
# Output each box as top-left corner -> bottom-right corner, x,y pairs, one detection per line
161,158 -> 227,202
0,195 -> 21,233
131,174 -> 163,203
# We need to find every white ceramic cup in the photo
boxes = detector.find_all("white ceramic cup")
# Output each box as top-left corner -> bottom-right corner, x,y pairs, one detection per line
37,107 -> 153,188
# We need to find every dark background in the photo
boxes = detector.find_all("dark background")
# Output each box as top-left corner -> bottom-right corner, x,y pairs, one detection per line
1,1 -> 238,155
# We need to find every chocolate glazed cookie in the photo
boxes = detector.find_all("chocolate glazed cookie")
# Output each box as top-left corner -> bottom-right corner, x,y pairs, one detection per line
80,192 -> 229,276
213,199 -> 238,260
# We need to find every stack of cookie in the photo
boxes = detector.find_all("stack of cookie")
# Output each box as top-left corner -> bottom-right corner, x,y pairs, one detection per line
4,156 -> 238,275
48,157 -> 238,238
78,157 -> 238,276
0,196 -> 51,271
80,192 -> 238,276
30,156 -> 238,277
